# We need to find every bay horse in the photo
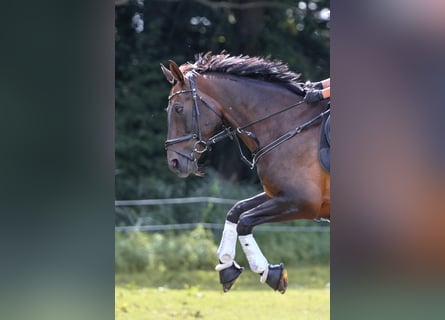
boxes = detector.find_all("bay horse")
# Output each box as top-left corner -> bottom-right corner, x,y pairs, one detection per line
161,52 -> 330,294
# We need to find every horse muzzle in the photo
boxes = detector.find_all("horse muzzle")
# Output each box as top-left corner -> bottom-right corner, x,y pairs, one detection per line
167,150 -> 198,178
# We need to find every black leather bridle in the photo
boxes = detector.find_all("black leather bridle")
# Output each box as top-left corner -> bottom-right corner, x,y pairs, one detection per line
164,74 -> 222,162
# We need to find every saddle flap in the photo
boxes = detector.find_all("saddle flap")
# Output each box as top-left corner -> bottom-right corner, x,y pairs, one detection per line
319,111 -> 330,172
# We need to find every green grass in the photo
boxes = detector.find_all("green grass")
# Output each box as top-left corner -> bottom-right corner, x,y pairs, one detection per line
116,265 -> 330,320
116,287 -> 329,320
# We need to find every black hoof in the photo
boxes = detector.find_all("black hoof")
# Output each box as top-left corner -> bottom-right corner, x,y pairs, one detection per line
265,263 -> 288,294
219,262 -> 244,292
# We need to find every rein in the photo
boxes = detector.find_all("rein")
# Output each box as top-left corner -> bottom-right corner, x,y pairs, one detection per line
165,74 -> 329,168
248,108 -> 330,168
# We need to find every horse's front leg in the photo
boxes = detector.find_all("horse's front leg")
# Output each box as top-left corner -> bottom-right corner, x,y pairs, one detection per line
216,192 -> 269,292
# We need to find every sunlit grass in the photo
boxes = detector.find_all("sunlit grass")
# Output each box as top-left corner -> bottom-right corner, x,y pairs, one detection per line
116,265 -> 330,320
116,287 -> 329,320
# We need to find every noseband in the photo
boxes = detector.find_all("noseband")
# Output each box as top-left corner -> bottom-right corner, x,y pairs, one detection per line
165,74 -> 222,162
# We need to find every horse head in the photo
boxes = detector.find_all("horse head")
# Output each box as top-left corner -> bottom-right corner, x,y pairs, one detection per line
161,60 -> 222,177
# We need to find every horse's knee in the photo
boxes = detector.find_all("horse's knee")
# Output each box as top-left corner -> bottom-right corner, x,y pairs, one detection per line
226,201 -> 245,223
236,219 -> 253,235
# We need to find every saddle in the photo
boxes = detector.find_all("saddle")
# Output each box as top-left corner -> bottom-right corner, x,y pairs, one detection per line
319,110 -> 330,172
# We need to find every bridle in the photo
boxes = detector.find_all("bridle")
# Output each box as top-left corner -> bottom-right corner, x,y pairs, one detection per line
165,73 -> 330,168
164,74 -> 222,162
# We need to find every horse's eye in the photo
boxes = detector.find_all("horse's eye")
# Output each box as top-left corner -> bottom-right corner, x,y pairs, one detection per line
175,106 -> 184,114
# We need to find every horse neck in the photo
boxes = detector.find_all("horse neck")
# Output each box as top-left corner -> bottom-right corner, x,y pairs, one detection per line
197,74 -> 320,152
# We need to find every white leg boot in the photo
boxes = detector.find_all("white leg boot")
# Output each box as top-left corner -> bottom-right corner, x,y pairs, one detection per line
215,220 -> 238,271
238,234 -> 268,275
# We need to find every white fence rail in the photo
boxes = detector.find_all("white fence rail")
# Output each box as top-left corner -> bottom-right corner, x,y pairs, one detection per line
115,197 -> 330,232
115,197 -> 238,206
115,222 -> 329,232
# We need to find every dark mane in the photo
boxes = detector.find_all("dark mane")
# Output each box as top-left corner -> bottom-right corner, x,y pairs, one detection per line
182,52 -> 305,96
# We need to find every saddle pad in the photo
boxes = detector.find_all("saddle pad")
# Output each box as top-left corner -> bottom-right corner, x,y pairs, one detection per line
319,112 -> 330,172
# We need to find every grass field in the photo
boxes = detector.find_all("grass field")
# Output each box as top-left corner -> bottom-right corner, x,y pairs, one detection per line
116,265 -> 330,320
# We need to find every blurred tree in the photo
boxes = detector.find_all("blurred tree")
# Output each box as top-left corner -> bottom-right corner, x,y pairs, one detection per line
115,0 -> 329,203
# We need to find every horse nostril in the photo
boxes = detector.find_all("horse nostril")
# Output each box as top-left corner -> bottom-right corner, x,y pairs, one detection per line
171,158 -> 179,169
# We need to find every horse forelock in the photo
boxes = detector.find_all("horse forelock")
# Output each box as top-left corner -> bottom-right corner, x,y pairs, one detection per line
180,52 -> 305,96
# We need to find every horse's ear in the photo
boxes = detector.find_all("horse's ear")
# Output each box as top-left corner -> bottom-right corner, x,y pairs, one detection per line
161,63 -> 175,84
168,60 -> 184,83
